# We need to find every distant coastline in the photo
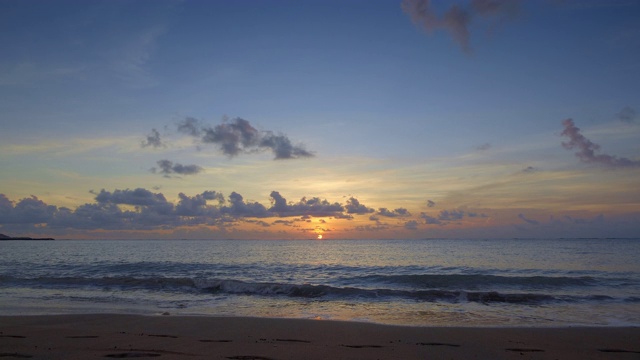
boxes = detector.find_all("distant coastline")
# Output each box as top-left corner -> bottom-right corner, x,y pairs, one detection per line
0,233 -> 54,241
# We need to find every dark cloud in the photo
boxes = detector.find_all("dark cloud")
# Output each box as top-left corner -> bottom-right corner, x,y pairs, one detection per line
617,106 -> 637,123
273,219 -> 295,226
354,224 -> 389,232
476,143 -> 491,151
260,132 -> 314,160
345,197 -> 374,214
269,191 -> 344,217
466,211 -> 488,218
437,209 -> 465,221
152,159 -> 203,177
401,0 -> 520,53
376,207 -> 411,217
94,188 -> 169,207
421,212 -> 441,225
404,220 -> 419,230
518,213 -> 539,225
224,192 -> 269,218
141,128 -> 165,148
421,209 -> 486,225
560,118 -> 640,167
201,118 -> 261,157
175,191 -> 224,217
522,166 -> 537,173
1,190 -> 395,232
244,219 -> 271,227
0,194 -> 57,224
180,117 -> 313,160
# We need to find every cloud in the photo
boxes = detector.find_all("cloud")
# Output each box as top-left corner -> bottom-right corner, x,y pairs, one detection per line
0,194 -> 57,224
179,117 -> 313,160
141,128 -> 166,148
437,209 -> 465,221
175,191 -> 224,217
427,200 -> 436,208
617,106 -> 637,123
177,117 -> 202,136
376,207 -> 411,217
522,166 -> 537,173
151,159 -> 203,177
420,208 -> 487,225
94,188 -> 170,207
518,213 -> 539,225
421,212 -> 441,225
1,190 -> 409,233
260,132 -> 314,159
476,143 -> 491,151
560,118 -> 640,167
401,0 -> 520,53
345,197 -> 374,214
269,191 -> 345,217
404,220 -> 419,230
224,192 -> 269,218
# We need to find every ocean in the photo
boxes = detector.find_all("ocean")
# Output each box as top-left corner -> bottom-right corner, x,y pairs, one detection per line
1,239 -> 638,327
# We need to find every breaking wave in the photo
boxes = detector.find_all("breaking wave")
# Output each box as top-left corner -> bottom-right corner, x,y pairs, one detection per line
0,274 -> 627,305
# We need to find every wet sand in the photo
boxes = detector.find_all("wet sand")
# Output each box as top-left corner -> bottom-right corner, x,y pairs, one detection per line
1,314 -> 639,359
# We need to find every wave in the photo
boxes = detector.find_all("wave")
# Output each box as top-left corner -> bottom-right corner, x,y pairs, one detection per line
0,275 -> 197,290
353,274 -> 598,289
0,274 -> 631,305
195,278 -> 557,304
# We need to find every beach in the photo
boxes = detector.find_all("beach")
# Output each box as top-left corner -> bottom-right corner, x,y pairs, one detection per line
1,314 -> 639,359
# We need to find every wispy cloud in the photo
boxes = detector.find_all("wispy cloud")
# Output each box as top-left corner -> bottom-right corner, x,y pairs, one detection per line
111,24 -> 166,88
151,159 -> 203,177
401,0 -> 520,53
518,213 -> 539,225
560,118 -> 640,167
617,106 -> 637,123
141,129 -> 166,148
175,117 -> 314,160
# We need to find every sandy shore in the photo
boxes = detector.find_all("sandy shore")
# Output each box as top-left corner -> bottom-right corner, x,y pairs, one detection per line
0,315 -> 639,359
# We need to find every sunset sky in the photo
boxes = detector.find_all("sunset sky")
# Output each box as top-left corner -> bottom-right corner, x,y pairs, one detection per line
1,0 -> 639,239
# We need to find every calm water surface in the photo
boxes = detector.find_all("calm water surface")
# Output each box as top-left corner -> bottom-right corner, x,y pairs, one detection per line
1,239 -> 638,326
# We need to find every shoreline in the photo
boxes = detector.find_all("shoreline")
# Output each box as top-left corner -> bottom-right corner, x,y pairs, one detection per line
1,314 -> 638,359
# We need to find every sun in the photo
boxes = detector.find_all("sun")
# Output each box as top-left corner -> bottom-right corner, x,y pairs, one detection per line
317,234 -> 323,239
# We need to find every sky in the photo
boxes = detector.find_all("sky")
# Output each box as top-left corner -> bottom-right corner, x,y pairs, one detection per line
1,0 -> 639,240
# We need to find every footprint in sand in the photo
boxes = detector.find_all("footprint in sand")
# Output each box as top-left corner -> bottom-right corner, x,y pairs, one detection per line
599,348 -> 640,354
275,339 -> 310,343
147,334 -> 178,339
199,339 -> 233,343
417,342 -> 460,347
505,348 -> 544,352
104,353 -> 161,358
341,344 -> 384,348
66,335 -> 99,339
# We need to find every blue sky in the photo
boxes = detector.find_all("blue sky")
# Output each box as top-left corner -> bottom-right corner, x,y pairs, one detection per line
1,0 -> 639,239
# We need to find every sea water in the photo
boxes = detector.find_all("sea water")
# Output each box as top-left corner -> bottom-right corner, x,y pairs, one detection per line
1,239 -> 639,326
